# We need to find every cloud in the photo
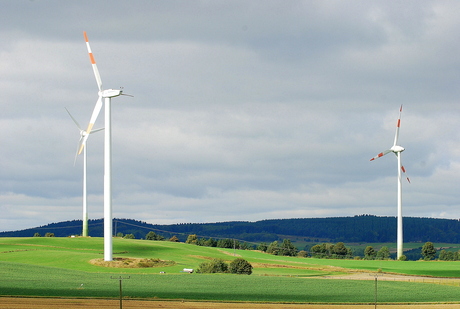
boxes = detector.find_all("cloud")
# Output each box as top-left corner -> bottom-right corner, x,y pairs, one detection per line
1,1 -> 460,232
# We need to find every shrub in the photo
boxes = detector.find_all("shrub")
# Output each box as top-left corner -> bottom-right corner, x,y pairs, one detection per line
257,242 -> 268,252
216,238 -> 235,248
145,231 -> 157,240
280,239 -> 298,256
229,258 -> 253,275
297,250 -> 308,258
197,258 -> 228,273
186,234 -> 197,244
169,235 -> 180,242
376,246 -> 390,260
266,241 -> 280,255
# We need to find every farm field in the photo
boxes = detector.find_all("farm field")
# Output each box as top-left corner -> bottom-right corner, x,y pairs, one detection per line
1,237 -> 460,305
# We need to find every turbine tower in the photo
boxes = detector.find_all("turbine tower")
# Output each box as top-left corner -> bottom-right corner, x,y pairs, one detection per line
65,108 -> 103,237
82,31 -> 124,261
370,105 -> 410,260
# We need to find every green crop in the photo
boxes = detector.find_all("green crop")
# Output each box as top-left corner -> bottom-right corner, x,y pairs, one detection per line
1,237 -> 460,303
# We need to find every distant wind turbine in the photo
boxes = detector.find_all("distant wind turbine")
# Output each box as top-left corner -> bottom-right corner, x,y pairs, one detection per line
370,105 -> 410,260
65,107 -> 103,237
82,31 -> 130,261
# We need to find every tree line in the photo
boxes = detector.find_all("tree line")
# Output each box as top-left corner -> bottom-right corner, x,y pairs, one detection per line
7,216 -> 460,245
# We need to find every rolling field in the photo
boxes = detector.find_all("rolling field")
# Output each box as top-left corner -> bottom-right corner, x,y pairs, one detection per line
1,237 -> 460,305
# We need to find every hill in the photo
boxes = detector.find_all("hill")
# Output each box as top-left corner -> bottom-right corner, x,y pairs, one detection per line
2,215 -> 460,244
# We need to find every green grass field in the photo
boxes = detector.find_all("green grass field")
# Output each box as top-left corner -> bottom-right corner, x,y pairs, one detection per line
1,237 -> 460,303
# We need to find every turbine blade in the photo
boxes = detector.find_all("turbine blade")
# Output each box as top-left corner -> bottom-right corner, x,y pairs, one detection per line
370,149 -> 391,161
78,135 -> 89,156
83,31 -> 103,91
401,165 -> 410,183
393,105 -> 402,146
78,95 -> 103,155
65,107 -> 82,130
90,127 -> 104,134
73,134 -> 84,166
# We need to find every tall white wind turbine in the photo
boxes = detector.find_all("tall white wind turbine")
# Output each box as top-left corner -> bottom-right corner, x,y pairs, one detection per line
370,105 -> 410,260
65,108 -> 103,237
82,31 -> 125,261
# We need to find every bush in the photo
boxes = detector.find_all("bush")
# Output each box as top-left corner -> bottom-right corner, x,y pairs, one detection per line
186,234 -> 197,244
297,250 -> 308,258
376,246 -> 390,260
197,258 -> 228,273
169,235 -> 180,242
280,239 -> 298,256
257,242 -> 268,252
145,231 -> 157,240
145,231 -> 165,241
266,241 -> 280,255
229,258 -> 253,275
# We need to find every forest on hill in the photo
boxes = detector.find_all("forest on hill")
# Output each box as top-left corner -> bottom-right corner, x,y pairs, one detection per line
1,215 -> 460,245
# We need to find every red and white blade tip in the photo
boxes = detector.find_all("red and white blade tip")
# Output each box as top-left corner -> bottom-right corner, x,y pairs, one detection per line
370,153 -> 384,161
83,32 -> 96,65
401,166 -> 410,183
83,31 -> 103,92
370,149 -> 390,161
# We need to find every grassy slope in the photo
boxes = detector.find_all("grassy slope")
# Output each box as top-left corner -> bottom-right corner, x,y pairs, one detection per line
1,237 -> 460,303
2,237 -> 460,276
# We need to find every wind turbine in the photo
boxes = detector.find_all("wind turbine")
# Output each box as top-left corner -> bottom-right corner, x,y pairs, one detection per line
65,107 -> 103,237
370,105 -> 410,260
82,31 -> 126,261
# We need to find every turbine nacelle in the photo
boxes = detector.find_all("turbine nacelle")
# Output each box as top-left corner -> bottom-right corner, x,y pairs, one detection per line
100,89 -> 123,98
391,145 -> 405,153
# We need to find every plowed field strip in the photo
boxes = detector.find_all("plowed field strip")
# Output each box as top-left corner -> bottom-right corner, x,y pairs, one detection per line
0,298 -> 459,309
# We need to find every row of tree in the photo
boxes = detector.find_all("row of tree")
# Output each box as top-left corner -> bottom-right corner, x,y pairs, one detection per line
33,232 -> 55,237
366,242 -> 460,261
9,216 -> 460,244
420,241 -> 460,261
257,239 -> 299,256
185,234 -> 254,250
309,242 -> 353,259
149,215 -> 460,243
363,246 -> 391,260
118,231 -> 180,242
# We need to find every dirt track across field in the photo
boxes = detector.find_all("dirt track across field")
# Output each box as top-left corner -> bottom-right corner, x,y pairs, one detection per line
1,298 -> 460,309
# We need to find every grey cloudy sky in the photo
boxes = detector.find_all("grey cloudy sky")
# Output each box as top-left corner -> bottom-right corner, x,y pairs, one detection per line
1,0 -> 460,232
